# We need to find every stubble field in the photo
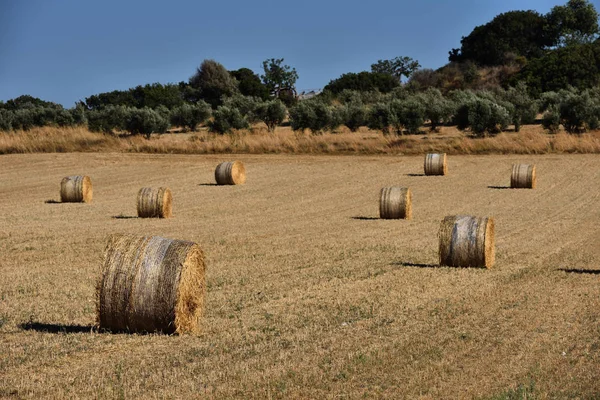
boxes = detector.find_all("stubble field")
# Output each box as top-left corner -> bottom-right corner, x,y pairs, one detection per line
0,152 -> 599,399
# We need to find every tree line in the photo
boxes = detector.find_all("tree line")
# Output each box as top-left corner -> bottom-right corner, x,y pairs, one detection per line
1,0 -> 599,137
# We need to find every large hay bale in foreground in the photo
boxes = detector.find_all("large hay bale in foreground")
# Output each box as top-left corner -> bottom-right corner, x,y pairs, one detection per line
60,175 -> 92,203
511,164 -> 536,189
215,161 -> 246,185
439,215 -> 495,269
424,153 -> 448,176
137,187 -> 172,218
379,187 -> 412,219
96,234 -> 206,334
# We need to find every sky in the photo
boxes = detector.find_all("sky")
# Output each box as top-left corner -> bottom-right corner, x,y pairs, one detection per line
0,0 -> 588,107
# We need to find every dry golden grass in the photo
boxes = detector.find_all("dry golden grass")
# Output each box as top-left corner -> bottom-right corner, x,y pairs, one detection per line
1,153 -> 599,398
1,124 -> 600,156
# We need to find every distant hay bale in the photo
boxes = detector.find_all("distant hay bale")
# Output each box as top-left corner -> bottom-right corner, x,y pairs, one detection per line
424,153 -> 448,176
96,234 -> 206,334
60,175 -> 92,203
439,215 -> 495,269
215,161 -> 246,185
137,187 -> 172,218
379,187 -> 412,219
511,164 -> 536,189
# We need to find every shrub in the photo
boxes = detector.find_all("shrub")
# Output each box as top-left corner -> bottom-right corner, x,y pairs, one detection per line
70,103 -> 88,126
208,106 -> 249,134
87,105 -> 130,133
222,95 -> 262,123
11,109 -> 36,130
558,91 -> 598,133
367,103 -> 395,134
342,102 -> 368,132
255,100 -> 286,132
124,107 -> 170,138
289,100 -> 335,134
499,83 -> 538,132
230,68 -> 270,100
418,88 -> 455,131
0,109 -> 13,131
170,101 -> 211,131
387,98 -> 425,134
324,71 -> 400,94
466,99 -> 511,136
542,105 -> 561,133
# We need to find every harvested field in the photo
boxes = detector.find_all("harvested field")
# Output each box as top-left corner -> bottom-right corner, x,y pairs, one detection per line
1,153 -> 599,399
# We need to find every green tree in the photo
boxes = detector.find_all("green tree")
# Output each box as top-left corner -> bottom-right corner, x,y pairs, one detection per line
546,0 -> 600,46
324,72 -> 400,94
255,100 -> 287,132
170,101 -> 211,131
417,88 -> 455,131
498,82 -> 538,132
208,106 -> 249,134
124,107 -> 170,138
230,68 -> 270,100
367,103 -> 395,134
449,10 -> 551,65
189,59 -> 238,107
371,56 -> 421,80
261,58 -> 299,95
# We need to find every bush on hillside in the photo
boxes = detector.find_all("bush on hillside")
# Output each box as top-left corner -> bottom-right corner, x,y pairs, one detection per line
170,101 -> 211,131
208,106 -> 249,134
124,107 -> 170,138
255,100 -> 287,132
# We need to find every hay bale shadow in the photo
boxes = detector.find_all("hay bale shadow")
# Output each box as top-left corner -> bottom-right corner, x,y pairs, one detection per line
198,183 -> 218,186
406,173 -> 426,177
112,215 -> 137,219
392,261 -> 439,269
352,216 -> 379,221
20,322 -> 94,334
44,200 -> 61,204
488,186 -> 511,190
558,268 -> 600,275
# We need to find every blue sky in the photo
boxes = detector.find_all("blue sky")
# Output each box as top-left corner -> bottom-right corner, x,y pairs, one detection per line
0,0 -> 577,107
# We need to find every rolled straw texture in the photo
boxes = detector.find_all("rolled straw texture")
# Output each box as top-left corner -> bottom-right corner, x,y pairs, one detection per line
379,187 -> 412,219
439,215 -> 495,268
96,234 -> 206,334
511,164 -> 536,189
137,187 -> 172,218
60,175 -> 93,203
424,153 -> 448,176
215,161 -> 246,185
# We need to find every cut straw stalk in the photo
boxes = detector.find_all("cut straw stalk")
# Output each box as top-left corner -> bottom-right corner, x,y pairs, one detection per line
215,161 -> 246,185
424,153 -> 448,176
137,187 -> 172,218
511,164 -> 536,189
96,234 -> 206,334
60,175 -> 92,203
379,187 -> 412,219
439,215 -> 495,268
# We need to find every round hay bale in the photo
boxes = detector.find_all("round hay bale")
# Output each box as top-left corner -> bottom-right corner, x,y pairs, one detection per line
379,187 -> 412,219
439,215 -> 495,269
511,164 -> 536,189
137,187 -> 172,218
96,234 -> 206,334
60,175 -> 92,203
215,161 -> 246,185
424,153 -> 448,176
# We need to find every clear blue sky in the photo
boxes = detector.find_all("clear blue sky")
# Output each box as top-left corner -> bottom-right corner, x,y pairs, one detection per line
0,0 -> 578,107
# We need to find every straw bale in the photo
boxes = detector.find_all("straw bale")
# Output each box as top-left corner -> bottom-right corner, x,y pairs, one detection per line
424,153 -> 448,176
137,187 -> 172,218
96,234 -> 206,334
511,164 -> 536,189
60,175 -> 92,203
215,161 -> 246,185
379,187 -> 412,219
439,215 -> 495,268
